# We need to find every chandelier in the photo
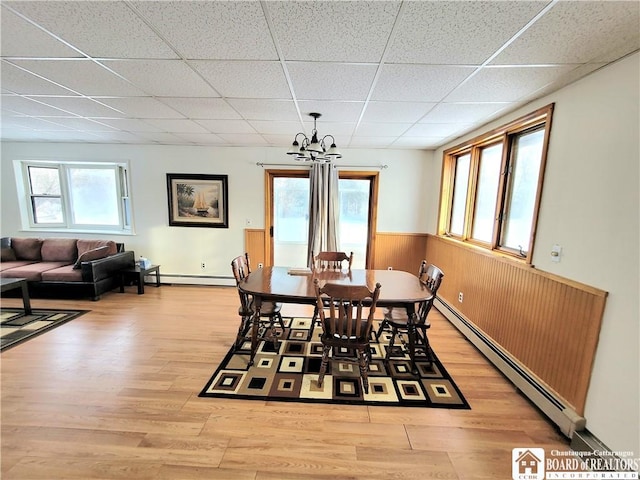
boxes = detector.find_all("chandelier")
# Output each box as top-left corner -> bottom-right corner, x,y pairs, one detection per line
286,112 -> 342,162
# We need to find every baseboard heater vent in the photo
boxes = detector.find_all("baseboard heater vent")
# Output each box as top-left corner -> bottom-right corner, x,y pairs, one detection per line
436,298 -> 586,438
160,274 -> 235,287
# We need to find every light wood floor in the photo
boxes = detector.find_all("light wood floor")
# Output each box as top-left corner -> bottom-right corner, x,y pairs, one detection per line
1,285 -> 569,479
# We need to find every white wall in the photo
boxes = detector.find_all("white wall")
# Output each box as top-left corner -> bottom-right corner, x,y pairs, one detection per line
0,142 -> 431,283
430,52 -> 640,456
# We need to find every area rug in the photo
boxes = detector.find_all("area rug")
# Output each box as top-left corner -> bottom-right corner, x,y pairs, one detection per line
200,317 -> 470,409
0,307 -> 89,352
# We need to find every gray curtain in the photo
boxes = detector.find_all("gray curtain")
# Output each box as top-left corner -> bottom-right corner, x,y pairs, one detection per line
307,162 -> 340,267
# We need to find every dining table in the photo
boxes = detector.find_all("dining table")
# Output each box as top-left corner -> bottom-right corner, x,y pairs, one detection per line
239,266 -> 434,373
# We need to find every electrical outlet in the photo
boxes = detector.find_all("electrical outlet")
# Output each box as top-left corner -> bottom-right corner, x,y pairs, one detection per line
458,292 -> 464,303
201,262 -> 206,269
257,262 -> 263,269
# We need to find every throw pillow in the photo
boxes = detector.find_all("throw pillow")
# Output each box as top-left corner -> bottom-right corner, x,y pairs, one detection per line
11,237 -> 43,260
72,246 -> 110,269
1,247 -> 16,261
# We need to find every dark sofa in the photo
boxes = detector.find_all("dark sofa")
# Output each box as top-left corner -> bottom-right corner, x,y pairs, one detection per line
0,237 -> 134,300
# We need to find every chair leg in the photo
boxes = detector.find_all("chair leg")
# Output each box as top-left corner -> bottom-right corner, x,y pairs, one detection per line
374,318 -> 388,342
277,313 -> 286,331
384,327 -> 398,360
358,347 -> 369,394
309,305 -> 319,340
317,345 -> 331,387
234,315 -> 251,349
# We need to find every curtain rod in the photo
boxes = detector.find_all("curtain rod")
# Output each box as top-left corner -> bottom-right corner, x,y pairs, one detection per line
256,162 -> 388,169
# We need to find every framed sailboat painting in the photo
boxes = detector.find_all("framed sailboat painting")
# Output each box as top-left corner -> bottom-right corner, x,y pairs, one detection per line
166,173 -> 229,228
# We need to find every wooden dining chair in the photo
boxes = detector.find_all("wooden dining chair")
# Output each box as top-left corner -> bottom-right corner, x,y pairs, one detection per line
309,251 -> 354,339
375,261 -> 444,366
312,251 -> 353,271
231,253 -> 285,350
313,278 -> 381,394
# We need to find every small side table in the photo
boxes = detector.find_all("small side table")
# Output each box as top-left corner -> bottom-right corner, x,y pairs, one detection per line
119,264 -> 161,295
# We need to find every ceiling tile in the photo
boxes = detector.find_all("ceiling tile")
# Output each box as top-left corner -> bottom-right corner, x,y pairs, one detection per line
92,118 -> 164,133
158,98 -> 238,120
195,119 -> 257,134
419,103 -> 511,124
217,133 -> 268,145
247,120 -> 305,136
355,123 -> 412,137
130,1 -> 277,60
391,137 -> 443,149
190,60 -> 291,99
142,119 -> 209,134
349,136 -> 398,147
1,61 -> 78,95
296,101 -> 364,123
267,1 -> 401,62
492,1 -> 640,65
5,1 -> 178,59
0,5 -> 81,57
361,102 -> 436,123
98,97 -> 184,119
40,117 -> 117,132
103,60 -> 219,97
90,130 -> 149,143
372,65 -> 475,102
173,133 -> 227,145
135,131 -> 190,144
405,123 -> 474,138
25,96 -> 122,118
2,116 -> 76,131
226,99 -> 299,121
446,65 -> 575,102
1,95 -> 74,116
288,63 -> 378,101
10,59 -> 146,96
387,1 -> 547,64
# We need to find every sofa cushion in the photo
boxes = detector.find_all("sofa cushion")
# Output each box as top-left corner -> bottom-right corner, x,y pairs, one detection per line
41,265 -> 83,282
77,239 -> 117,257
11,238 -> 43,261
1,262 -> 70,281
73,246 -> 110,269
1,247 -> 16,261
41,238 -> 78,262
0,260 -> 37,273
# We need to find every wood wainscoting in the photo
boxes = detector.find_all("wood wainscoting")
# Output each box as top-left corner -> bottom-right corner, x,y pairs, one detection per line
372,232 -> 428,272
425,234 -> 607,419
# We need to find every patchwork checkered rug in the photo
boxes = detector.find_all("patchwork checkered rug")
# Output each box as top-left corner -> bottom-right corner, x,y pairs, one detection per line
0,307 -> 89,352
200,317 -> 470,409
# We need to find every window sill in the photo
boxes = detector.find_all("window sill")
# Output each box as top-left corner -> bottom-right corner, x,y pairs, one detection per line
437,235 -> 534,269
19,228 -> 135,236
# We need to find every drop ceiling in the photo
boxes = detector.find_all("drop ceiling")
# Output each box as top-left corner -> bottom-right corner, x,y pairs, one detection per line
1,1 -> 638,150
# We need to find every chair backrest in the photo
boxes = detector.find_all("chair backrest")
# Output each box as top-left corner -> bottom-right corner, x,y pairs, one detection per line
313,251 -> 353,271
415,263 -> 444,326
314,279 -> 381,342
231,253 -> 252,312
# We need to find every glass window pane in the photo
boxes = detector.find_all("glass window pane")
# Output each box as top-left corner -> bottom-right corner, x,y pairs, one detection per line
68,167 -> 119,225
274,177 -> 310,267
502,129 -> 545,253
450,153 -> 470,236
471,144 -> 503,242
32,197 -> 63,223
28,166 -> 61,195
339,179 -> 369,269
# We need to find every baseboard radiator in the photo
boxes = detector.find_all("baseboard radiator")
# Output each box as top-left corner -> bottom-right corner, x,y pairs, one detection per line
436,297 -> 586,438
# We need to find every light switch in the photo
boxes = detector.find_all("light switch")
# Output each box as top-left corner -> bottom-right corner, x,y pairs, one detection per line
551,244 -> 562,263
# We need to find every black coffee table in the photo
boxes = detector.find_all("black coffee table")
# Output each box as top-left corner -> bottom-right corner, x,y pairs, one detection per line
0,278 -> 32,314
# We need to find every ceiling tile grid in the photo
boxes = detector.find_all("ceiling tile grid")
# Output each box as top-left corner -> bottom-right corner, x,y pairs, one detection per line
0,0 -> 638,151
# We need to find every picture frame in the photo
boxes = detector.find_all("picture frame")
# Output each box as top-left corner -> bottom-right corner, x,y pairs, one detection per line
166,173 -> 229,228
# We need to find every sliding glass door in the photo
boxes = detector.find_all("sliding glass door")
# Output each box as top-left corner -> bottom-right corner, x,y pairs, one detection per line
267,170 -> 377,268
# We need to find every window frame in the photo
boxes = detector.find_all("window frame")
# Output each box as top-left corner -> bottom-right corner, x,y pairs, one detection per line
438,104 -> 554,264
15,159 -> 133,234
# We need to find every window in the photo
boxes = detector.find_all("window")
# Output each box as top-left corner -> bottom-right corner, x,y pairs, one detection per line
439,104 -> 553,263
16,160 -> 132,233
